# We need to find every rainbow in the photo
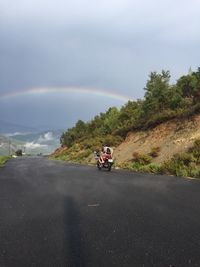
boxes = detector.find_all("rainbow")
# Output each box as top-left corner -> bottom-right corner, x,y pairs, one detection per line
0,87 -> 133,103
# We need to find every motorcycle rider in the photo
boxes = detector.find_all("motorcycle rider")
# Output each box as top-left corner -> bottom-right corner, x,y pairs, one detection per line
99,145 -> 113,164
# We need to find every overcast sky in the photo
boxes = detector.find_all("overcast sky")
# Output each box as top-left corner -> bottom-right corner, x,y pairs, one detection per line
0,0 -> 200,129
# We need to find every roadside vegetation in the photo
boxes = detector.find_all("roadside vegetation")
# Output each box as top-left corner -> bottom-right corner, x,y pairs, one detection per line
116,139 -> 200,178
15,149 -> 23,156
52,67 -> 200,178
0,156 -> 11,167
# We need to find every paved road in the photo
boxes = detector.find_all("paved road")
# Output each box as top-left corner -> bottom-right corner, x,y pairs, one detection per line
1,157 -> 200,267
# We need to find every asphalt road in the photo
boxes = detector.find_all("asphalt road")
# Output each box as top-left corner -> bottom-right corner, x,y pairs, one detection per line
1,157 -> 200,267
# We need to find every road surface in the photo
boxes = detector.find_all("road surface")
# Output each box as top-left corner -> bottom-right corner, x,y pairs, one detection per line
0,157 -> 200,267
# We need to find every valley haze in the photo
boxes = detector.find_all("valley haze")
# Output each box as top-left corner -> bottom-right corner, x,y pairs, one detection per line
0,120 -> 63,155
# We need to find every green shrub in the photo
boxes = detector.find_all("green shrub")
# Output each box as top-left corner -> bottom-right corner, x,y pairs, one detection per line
173,153 -> 195,166
51,146 -> 92,163
115,162 -> 129,169
81,137 -> 102,150
71,149 -> 92,161
142,163 -> 162,174
116,161 -> 162,174
103,135 -> 123,147
188,139 -> 200,162
130,162 -> 143,171
143,109 -> 178,129
189,167 -> 200,178
175,167 -> 190,177
161,152 -> 199,177
161,160 -> 188,177
0,156 -> 10,167
80,135 -> 123,152
132,152 -> 152,165
16,149 -> 22,156
109,151 -> 200,178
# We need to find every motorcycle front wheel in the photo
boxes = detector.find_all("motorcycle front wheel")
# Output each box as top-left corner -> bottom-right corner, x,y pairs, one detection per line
107,162 -> 112,171
97,161 -> 102,170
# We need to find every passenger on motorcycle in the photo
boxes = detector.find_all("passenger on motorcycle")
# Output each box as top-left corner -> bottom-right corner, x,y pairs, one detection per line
99,145 -> 113,163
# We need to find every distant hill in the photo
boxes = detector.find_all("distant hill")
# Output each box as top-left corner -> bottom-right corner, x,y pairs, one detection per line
0,119 -> 64,155
0,130 -> 63,156
0,120 -> 36,134
0,135 -> 25,156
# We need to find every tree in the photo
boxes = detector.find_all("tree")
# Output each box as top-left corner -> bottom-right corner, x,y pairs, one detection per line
167,85 -> 184,110
177,67 -> 200,104
118,101 -> 142,127
192,67 -> 200,103
177,74 -> 196,98
103,107 -> 119,134
16,149 -> 22,156
143,70 -> 171,115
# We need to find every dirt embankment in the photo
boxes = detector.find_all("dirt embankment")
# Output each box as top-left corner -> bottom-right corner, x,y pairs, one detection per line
52,114 -> 200,164
51,146 -> 68,156
114,114 -> 200,163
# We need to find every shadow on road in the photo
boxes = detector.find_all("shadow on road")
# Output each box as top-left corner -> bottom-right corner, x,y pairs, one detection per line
64,197 -> 86,267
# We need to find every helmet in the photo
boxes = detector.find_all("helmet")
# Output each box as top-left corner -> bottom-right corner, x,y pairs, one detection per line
106,147 -> 111,154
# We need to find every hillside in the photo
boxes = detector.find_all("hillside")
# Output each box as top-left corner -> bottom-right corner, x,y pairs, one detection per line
51,68 -> 200,178
52,113 -> 200,162
51,113 -> 200,178
114,114 -> 200,163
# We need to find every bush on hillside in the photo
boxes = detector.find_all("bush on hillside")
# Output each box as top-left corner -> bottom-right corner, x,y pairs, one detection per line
188,139 -> 200,162
72,149 -> 92,161
161,152 -> 197,177
149,146 -> 161,158
115,140 -> 200,178
80,135 -> 123,151
173,153 -> 195,166
103,135 -> 123,147
140,163 -> 162,174
143,109 -> 178,129
132,152 -> 152,165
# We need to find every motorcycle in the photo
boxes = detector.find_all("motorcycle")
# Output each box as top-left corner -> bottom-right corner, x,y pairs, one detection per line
94,151 -> 113,171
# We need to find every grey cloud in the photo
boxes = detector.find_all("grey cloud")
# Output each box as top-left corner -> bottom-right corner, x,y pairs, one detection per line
1,0 -> 200,42
0,0 -> 200,128
0,93 -> 125,128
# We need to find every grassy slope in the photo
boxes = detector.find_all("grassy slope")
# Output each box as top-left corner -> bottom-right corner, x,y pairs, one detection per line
51,115 -> 200,178
0,156 -> 11,167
